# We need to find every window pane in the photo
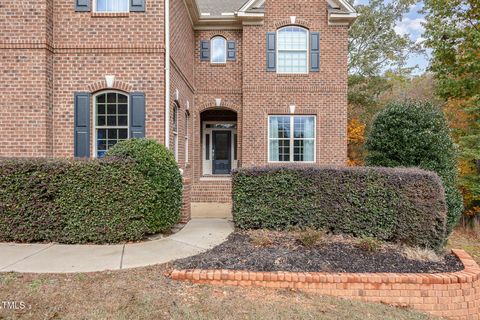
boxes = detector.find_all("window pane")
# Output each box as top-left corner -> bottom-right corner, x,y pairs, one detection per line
107,93 -> 116,103
107,129 -> 117,139
294,139 -> 314,162
294,117 -> 315,138
277,27 -> 308,50
96,0 -> 107,12
118,94 -> 128,104
97,0 -> 128,12
118,104 -> 128,115
211,37 -> 226,63
107,105 -> 116,115
118,129 -> 128,140
173,106 -> 178,132
269,116 -> 290,139
97,94 -> 106,103
278,51 -> 308,73
107,116 -> 116,126
270,139 -> 290,162
206,134 -> 210,160
118,116 -> 128,126
97,129 -> 106,140
97,116 -> 106,126
97,104 -> 106,115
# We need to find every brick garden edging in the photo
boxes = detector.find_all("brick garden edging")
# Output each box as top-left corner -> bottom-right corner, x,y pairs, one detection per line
170,249 -> 480,319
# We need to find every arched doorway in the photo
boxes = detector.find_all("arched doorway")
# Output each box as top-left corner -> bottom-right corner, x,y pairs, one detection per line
200,109 -> 238,175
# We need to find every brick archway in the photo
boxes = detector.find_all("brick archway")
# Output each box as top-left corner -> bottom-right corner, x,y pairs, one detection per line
87,79 -> 134,93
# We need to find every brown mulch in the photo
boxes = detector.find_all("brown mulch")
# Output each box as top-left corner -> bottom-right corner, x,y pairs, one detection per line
174,231 -> 464,274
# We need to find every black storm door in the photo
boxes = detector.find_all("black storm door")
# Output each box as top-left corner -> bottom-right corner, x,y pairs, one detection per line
212,131 -> 232,174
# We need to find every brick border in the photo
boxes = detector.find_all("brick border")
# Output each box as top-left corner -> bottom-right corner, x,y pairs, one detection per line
170,249 -> 480,319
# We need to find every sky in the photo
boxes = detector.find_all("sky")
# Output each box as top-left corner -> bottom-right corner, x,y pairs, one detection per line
354,0 -> 430,75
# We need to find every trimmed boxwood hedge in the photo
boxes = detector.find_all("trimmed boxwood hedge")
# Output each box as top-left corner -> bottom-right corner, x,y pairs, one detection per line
0,139 -> 182,244
232,166 -> 448,250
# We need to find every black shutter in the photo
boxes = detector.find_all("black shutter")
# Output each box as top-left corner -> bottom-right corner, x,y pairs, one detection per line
130,0 -> 145,12
310,32 -> 320,72
200,40 -> 210,61
227,40 -> 237,61
74,93 -> 91,158
266,32 -> 276,72
130,92 -> 146,138
74,0 -> 90,12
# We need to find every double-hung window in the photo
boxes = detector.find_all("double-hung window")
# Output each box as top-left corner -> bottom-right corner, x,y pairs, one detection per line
277,27 -> 308,74
211,36 -> 227,64
269,115 -> 316,162
173,104 -> 179,161
95,0 -> 129,12
95,92 -> 129,158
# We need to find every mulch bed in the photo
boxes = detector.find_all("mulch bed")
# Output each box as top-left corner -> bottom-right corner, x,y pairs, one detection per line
174,231 -> 464,274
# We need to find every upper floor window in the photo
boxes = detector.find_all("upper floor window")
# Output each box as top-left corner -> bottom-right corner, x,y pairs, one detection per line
95,92 -> 129,158
95,0 -> 129,13
277,26 -> 309,74
211,36 -> 227,64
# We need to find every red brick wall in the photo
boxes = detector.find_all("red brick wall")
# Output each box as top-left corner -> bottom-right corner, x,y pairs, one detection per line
171,250 -> 480,320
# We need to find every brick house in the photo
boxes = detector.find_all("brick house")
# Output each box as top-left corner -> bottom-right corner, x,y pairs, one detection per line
0,0 -> 357,221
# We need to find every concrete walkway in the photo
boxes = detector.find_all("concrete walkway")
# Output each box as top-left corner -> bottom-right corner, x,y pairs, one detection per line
0,219 -> 233,274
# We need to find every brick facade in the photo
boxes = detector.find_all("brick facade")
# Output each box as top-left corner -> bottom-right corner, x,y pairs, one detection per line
0,0 -> 351,211
171,250 -> 480,320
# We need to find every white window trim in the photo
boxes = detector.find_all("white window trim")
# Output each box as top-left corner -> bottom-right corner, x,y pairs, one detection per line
267,115 -> 317,163
276,26 -> 309,75
173,104 -> 179,161
210,36 -> 227,64
92,0 -> 130,13
93,90 -> 130,158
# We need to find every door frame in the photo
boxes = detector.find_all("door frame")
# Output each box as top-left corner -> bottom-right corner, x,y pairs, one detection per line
202,121 -> 237,176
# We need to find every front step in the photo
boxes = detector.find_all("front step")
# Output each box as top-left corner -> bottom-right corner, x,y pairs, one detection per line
191,178 -> 232,203
191,203 -> 232,219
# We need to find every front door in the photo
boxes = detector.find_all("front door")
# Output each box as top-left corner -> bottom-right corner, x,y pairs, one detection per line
212,131 -> 232,174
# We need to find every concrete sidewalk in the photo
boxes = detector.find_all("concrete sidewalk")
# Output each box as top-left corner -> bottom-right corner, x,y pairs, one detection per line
0,219 -> 233,274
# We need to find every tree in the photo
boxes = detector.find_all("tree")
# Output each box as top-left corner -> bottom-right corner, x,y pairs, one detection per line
422,0 -> 480,225
365,100 -> 463,235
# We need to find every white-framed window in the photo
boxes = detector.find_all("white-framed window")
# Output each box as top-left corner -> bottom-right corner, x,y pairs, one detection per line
185,111 -> 189,163
94,0 -> 129,12
211,36 -> 227,64
277,26 -> 309,74
268,115 -> 316,163
94,91 -> 129,158
173,103 -> 179,161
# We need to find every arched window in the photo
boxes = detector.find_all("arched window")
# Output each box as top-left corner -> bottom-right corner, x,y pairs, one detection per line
185,111 -> 189,163
211,36 -> 227,64
94,91 -> 129,158
173,103 -> 179,161
277,26 -> 309,74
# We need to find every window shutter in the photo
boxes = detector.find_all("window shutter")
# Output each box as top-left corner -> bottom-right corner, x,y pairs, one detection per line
200,40 -> 210,61
130,0 -> 145,12
74,0 -> 90,12
266,32 -> 276,72
227,40 -> 237,61
74,93 -> 91,158
310,32 -> 320,72
130,92 -> 146,138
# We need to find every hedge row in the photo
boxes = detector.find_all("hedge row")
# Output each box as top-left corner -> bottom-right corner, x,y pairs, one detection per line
0,139 -> 182,244
232,166 -> 448,250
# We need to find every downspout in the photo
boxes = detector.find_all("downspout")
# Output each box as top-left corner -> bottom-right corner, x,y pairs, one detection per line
164,0 -> 171,149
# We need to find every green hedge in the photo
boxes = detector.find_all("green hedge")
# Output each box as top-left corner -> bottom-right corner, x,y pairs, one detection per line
365,100 -> 463,235
232,166 -> 448,250
0,139 -> 182,244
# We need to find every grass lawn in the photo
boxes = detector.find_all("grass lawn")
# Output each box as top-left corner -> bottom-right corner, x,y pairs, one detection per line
448,228 -> 480,265
0,264 -> 435,320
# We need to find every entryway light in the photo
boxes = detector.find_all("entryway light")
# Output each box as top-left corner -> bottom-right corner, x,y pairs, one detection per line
215,98 -> 222,107
175,89 -> 180,101
105,75 -> 115,88
289,104 -> 296,114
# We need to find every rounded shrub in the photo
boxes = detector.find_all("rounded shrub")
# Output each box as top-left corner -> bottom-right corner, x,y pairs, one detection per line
365,100 -> 463,235
106,139 -> 183,233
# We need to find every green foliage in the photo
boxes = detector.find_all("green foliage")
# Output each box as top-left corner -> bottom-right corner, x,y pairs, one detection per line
356,236 -> 382,252
365,100 -> 463,234
232,166 -> 448,250
423,0 -> 480,223
106,139 -> 183,232
0,139 -> 182,244
348,0 -> 420,77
